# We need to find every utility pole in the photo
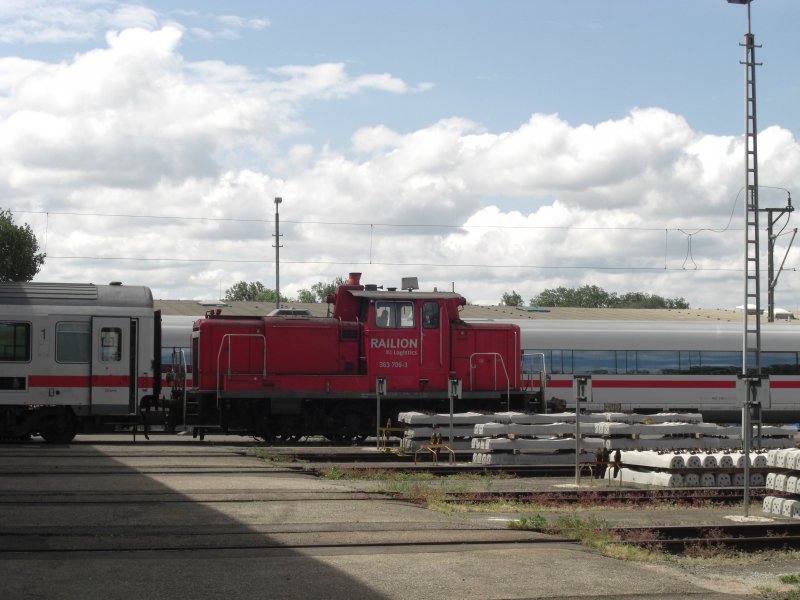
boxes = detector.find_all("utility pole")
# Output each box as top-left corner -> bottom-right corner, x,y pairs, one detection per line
274,197 -> 283,310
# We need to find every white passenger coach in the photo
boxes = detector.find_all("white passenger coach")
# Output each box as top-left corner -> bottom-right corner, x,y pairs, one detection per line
518,320 -> 800,422
0,282 -> 165,441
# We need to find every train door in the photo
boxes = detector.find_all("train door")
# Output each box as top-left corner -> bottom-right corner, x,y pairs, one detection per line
419,300 -> 447,389
91,317 -> 135,414
368,300 -> 420,391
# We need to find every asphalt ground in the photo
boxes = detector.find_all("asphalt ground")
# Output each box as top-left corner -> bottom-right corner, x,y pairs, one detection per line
1,433 -> 799,599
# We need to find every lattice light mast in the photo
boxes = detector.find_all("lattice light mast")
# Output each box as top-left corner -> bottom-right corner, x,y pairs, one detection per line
728,0 -> 761,518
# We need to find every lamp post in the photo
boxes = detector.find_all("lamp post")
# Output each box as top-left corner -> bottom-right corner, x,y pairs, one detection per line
274,197 -> 282,310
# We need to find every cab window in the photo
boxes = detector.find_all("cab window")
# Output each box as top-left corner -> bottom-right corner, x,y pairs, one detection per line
375,301 -> 415,328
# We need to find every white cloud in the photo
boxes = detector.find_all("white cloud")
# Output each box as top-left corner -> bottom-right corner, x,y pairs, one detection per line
3,21 -> 800,310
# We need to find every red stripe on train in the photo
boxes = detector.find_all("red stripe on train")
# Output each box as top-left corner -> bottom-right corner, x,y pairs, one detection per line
527,379 -> 739,390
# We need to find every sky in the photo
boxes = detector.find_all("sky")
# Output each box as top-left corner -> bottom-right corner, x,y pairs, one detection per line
2,0 -> 800,309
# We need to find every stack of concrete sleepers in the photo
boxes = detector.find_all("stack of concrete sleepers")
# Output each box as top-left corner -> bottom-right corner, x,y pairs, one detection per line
398,411 -> 509,454
471,412 -> 606,466
609,449 -> 768,488
762,448 -> 800,519
593,417 -> 796,451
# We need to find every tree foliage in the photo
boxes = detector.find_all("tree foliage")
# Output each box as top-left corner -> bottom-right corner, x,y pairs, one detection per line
224,281 -> 287,302
530,285 -> 689,309
0,209 -> 46,282
224,277 -> 349,304
613,291 -> 689,309
531,285 -> 612,308
500,290 -> 523,306
310,277 -> 346,302
295,289 -> 317,303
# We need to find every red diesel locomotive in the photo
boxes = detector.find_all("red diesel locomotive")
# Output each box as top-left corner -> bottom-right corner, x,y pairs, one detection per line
186,273 -> 531,439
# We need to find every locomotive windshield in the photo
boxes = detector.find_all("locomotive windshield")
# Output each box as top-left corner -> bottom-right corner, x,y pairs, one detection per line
375,301 -> 415,328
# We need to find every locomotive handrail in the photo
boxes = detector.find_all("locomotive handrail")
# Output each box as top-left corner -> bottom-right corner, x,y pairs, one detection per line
216,334 -> 267,408
174,348 -> 188,427
521,351 -> 547,390
468,352 -> 511,404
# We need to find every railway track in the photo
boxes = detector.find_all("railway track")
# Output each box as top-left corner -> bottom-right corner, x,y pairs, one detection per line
438,488 -> 768,506
606,522 -> 800,553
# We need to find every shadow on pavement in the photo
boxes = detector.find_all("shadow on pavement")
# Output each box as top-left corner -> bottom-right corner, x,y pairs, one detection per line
0,435 -> 390,600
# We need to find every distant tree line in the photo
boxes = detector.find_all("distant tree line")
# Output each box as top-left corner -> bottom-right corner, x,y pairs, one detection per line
224,277 -> 346,303
501,285 -> 689,309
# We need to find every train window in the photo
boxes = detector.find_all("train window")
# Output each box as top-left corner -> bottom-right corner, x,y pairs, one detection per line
697,351 -> 739,374
375,302 -> 415,328
0,376 -> 26,390
0,322 -> 30,362
99,327 -> 122,362
398,303 -> 414,328
619,351 -> 635,374
573,350 -> 616,374
762,352 -> 799,375
422,302 -> 440,329
56,322 -> 90,363
678,351 -> 701,374
634,351 -> 680,375
550,350 -> 572,374
375,303 -> 393,328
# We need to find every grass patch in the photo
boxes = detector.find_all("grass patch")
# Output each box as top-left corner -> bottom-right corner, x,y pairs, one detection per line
250,448 -> 294,463
320,466 -> 439,481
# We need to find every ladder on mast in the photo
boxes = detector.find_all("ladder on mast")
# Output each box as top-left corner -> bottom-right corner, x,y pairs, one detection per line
742,27 -> 761,381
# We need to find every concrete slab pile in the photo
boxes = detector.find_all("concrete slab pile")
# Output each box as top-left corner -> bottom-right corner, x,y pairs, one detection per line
607,449 -> 769,488
398,411 -> 796,470
762,448 -> 800,519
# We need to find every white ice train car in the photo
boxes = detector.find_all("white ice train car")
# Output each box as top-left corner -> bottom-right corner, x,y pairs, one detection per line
518,320 -> 800,422
0,282 -> 165,442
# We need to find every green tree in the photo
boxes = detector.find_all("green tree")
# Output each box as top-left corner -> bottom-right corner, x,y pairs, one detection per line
531,285 -> 690,309
0,209 -> 46,282
531,285 -> 611,308
224,281 -> 288,302
501,290 -> 523,306
296,289 -> 316,303
310,277 -> 346,302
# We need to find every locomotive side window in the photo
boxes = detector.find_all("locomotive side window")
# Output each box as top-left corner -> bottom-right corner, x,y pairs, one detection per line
100,327 -> 122,362
375,302 -> 415,328
56,322 -> 90,363
0,322 -> 30,362
422,302 -> 439,329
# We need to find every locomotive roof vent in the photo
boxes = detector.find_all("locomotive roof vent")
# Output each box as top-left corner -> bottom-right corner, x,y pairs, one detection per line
109,281 -> 122,286
401,277 -> 419,291
365,284 -> 379,291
